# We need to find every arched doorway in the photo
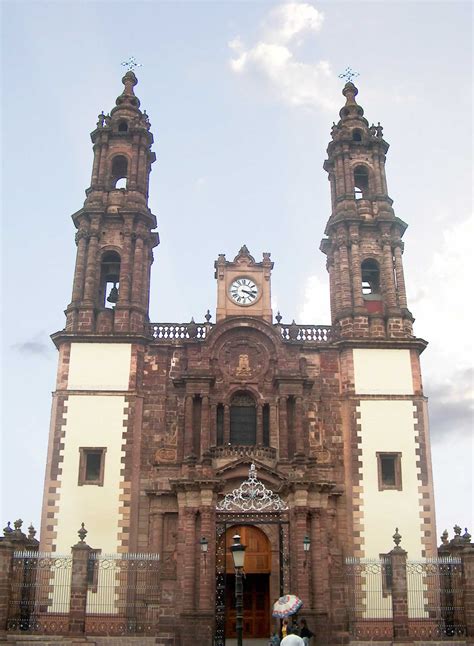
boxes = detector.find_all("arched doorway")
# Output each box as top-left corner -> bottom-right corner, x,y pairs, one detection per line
223,525 -> 271,638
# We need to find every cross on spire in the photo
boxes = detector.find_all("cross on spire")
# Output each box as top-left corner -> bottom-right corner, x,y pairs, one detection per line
338,67 -> 359,84
121,56 -> 142,72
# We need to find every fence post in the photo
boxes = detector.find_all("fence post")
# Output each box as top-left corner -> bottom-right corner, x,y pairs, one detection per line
461,546 -> 474,639
0,537 -> 15,634
69,523 -> 92,635
389,528 -> 410,643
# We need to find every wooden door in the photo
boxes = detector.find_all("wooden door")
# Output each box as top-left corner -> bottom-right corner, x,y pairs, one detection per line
223,525 -> 271,638
225,574 -> 270,638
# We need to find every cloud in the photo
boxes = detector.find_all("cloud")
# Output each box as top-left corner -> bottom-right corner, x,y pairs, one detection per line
426,368 -> 474,442
408,215 -> 474,374
229,3 -> 339,111
12,338 -> 52,357
298,273 -> 331,323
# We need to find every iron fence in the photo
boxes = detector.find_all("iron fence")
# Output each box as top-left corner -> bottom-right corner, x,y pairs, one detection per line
345,557 -> 393,640
7,551 -> 72,633
407,557 -> 465,640
345,556 -> 466,641
85,552 -> 160,635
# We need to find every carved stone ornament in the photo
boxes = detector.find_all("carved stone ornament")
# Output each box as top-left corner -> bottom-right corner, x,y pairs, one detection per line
220,338 -> 269,380
216,463 -> 288,512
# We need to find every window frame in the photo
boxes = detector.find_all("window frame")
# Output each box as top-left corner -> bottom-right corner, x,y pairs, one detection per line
376,451 -> 402,491
78,447 -> 107,486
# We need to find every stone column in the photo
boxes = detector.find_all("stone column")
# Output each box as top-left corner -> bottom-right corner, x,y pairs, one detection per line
278,396 -> 288,460
184,395 -> 194,458
381,234 -> 397,310
333,246 -> 343,315
270,402 -> 278,449
224,404 -> 230,445
393,243 -> 408,309
149,511 -> 164,555
71,231 -> 88,303
389,544 -> 409,642
210,403 -> 217,447
294,397 -> 304,456
338,243 -> 352,311
201,396 -> 210,456
199,507 -> 213,612
82,232 -> 99,302
131,233 -> 145,305
461,546 -> 474,640
349,229 -> 364,309
311,510 -> 330,645
256,404 -> 263,445
327,256 -> 336,322
69,538 -> 92,635
0,541 -> 14,632
119,231 -> 133,303
295,508 -> 310,603
182,509 -> 197,613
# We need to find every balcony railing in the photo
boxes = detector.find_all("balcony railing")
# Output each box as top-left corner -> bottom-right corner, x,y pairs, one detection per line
149,321 -> 334,343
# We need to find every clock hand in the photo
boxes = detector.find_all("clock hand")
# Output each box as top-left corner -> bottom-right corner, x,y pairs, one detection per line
242,289 -> 256,296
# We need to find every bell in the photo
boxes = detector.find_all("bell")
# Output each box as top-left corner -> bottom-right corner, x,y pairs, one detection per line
107,284 -> 119,304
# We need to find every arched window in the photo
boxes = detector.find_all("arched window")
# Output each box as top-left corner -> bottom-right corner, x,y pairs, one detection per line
99,250 -> 121,307
110,155 -> 128,189
118,120 -> 128,133
352,129 -> 362,142
354,165 -> 369,200
361,259 -> 380,295
230,392 -> 256,445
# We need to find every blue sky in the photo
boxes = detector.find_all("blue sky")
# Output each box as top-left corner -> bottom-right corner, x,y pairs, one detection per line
1,1 -> 472,545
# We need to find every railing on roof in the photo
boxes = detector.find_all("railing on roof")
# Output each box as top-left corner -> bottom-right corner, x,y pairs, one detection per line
149,321 -> 334,343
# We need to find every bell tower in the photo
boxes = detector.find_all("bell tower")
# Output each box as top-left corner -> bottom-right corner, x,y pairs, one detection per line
66,70 -> 159,335
320,81 -> 413,339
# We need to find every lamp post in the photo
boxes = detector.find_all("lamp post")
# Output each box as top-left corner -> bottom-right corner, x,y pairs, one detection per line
230,533 -> 246,646
199,536 -> 208,572
303,535 -> 310,567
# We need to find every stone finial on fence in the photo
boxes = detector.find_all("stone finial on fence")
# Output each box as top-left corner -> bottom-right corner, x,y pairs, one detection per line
77,523 -> 88,545
391,527 -> 406,553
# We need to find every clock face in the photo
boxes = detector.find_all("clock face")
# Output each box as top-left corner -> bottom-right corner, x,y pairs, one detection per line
229,277 -> 259,306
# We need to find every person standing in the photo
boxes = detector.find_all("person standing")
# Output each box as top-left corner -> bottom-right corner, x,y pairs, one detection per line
299,618 -> 314,645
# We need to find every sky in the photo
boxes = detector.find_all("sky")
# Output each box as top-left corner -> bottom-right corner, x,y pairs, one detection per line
1,1 -> 472,547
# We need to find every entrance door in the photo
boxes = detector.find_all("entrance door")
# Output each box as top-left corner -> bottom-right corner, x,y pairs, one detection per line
223,525 -> 271,639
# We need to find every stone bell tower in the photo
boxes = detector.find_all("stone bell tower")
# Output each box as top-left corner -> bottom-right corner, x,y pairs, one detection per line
65,70 -> 159,335
320,81 -> 413,339
40,71 -> 159,555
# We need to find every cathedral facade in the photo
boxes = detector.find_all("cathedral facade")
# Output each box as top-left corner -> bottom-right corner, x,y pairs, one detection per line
39,71 -> 437,644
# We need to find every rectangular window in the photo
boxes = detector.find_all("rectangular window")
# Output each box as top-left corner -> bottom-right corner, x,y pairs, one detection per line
78,448 -> 106,486
377,452 -> 402,490
262,404 -> 270,447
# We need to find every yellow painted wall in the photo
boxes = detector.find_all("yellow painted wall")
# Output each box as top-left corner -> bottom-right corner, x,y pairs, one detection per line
357,400 -> 423,559
54,395 -> 126,553
353,348 -> 413,395
67,343 -> 131,391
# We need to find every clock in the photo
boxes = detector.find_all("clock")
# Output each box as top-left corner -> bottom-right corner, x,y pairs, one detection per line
229,277 -> 259,305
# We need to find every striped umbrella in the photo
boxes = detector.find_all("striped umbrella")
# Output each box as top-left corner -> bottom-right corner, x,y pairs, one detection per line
272,594 -> 303,618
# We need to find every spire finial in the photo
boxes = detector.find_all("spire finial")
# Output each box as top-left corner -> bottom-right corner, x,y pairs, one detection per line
338,67 -> 359,84
121,56 -> 142,73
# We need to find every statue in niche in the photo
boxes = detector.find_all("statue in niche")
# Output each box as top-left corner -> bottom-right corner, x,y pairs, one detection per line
236,353 -> 252,377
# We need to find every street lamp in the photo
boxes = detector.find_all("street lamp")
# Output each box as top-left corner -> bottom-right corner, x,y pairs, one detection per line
199,536 -> 208,572
303,535 -> 311,567
230,533 -> 247,646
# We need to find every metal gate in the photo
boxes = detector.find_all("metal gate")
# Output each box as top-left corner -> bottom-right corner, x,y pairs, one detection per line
213,463 -> 291,646
214,512 -> 290,646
